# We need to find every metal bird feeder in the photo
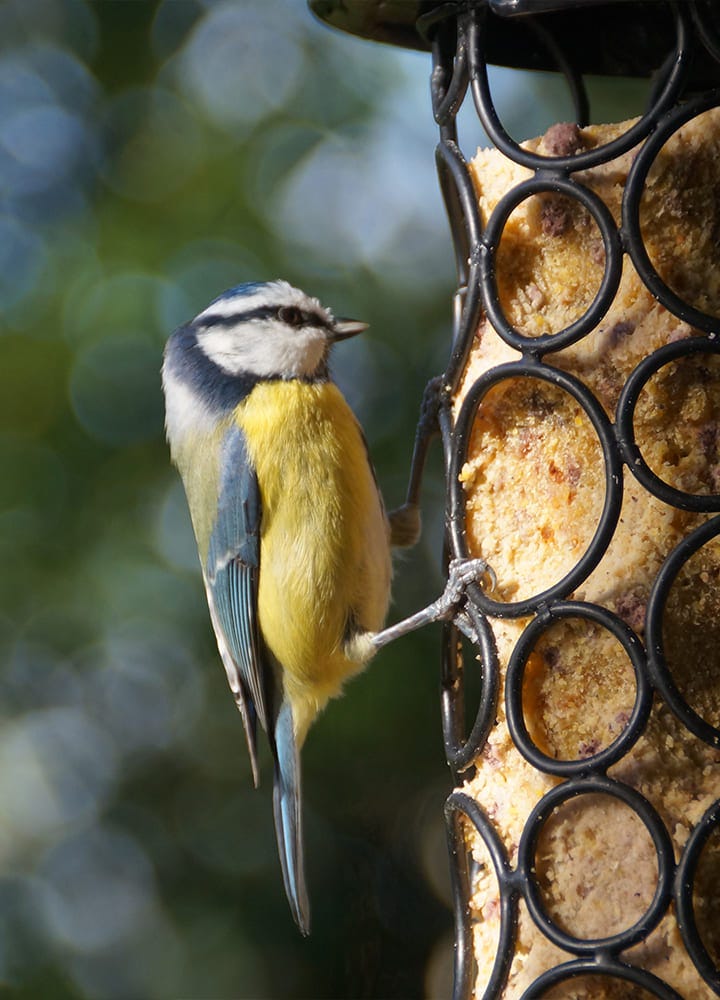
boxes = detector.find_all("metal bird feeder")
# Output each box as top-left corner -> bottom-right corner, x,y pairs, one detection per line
310,1 -> 720,997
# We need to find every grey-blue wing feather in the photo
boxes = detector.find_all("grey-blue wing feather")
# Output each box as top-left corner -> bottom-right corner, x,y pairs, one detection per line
205,425 -> 309,933
205,426 -> 269,762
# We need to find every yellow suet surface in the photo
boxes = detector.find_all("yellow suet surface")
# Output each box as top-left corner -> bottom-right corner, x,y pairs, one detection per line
459,112 -> 720,998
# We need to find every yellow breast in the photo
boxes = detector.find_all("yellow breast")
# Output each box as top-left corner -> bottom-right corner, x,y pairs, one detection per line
235,380 -> 392,737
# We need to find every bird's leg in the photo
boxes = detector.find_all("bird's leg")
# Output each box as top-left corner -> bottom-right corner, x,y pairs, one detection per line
367,379 -> 494,655
387,376 -> 443,548
344,558 -> 495,664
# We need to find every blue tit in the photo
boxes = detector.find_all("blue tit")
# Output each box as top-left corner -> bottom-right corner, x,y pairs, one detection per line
161,279 -> 488,935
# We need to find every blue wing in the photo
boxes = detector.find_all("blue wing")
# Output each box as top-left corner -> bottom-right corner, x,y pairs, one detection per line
273,700 -> 310,934
204,423 -> 310,933
205,425 -> 268,785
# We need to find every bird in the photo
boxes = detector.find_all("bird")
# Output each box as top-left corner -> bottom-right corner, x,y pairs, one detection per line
161,279 -> 489,935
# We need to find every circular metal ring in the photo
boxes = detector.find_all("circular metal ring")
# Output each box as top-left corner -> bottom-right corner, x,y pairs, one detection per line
445,791 -> 517,1000
449,361 -> 624,618
516,775 -> 675,955
675,798 -> 720,994
520,957 -> 685,1000
615,336 -> 720,512
445,264 -> 486,392
505,601 -> 652,777
480,175 -> 623,355
524,15 -> 590,127
435,138 -> 484,327
691,2 -> 720,77
441,605 -> 500,775
467,4 -> 692,173
645,514 -> 720,747
622,89 -> 720,334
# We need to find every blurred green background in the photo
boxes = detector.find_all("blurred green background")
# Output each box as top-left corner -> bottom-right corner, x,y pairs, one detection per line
0,2 -> 644,997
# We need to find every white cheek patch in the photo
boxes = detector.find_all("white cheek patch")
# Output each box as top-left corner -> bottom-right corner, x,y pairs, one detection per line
162,365 -> 216,446
198,322 -> 326,379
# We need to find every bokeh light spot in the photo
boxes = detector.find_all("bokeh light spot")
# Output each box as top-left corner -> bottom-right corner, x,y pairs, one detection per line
0,707 -> 118,862
0,215 -> 47,309
155,479 -> 199,572
40,826 -> 157,952
62,270 -> 175,346
100,87 -> 204,202
1,104 -> 92,193
0,336 -> 68,434
69,335 -> 163,445
0,434 -> 67,534
177,2 -> 303,131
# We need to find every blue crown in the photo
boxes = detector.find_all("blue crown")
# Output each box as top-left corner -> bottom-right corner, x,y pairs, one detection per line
209,281 -> 269,306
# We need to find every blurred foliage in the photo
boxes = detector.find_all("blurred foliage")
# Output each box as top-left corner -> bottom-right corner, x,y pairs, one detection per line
0,1 -> 639,998
0,2 -> 458,997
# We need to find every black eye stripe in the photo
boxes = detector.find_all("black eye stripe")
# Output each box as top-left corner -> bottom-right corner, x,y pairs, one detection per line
278,305 -> 305,327
196,306 -> 276,329
196,305 -> 330,330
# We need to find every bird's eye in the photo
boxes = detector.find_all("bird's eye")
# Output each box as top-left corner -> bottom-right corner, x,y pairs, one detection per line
278,306 -> 305,327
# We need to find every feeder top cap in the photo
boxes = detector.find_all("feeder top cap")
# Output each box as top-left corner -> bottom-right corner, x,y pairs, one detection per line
308,0 -> 720,85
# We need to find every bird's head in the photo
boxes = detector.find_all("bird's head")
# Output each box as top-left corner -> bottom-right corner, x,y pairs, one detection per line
189,279 -> 367,381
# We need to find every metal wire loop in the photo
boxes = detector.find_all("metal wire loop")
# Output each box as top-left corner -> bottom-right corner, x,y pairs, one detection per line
429,2 -> 720,996
615,336 -> 720,512
441,607 -> 500,775
445,791 -> 518,1000
430,10 -> 470,126
448,360 -> 623,618
515,775 -> 676,955
675,799 -> 720,994
466,3 -> 692,173
435,138 -> 483,298
520,959 -> 685,1000
645,513 -> 720,748
479,174 -> 623,354
622,88 -> 720,334
504,601 -> 652,777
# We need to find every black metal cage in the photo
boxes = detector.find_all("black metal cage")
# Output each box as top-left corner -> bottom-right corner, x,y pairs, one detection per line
310,2 -> 720,997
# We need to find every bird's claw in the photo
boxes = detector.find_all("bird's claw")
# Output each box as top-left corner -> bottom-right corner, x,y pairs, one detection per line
367,556 -> 495,653
445,557 -> 495,603
431,557 -> 495,623
454,609 -> 481,646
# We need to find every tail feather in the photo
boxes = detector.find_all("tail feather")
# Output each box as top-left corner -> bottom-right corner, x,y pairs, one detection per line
272,700 -> 310,935
236,687 -> 260,789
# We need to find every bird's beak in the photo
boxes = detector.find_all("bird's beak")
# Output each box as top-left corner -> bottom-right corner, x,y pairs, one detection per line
332,318 -> 369,341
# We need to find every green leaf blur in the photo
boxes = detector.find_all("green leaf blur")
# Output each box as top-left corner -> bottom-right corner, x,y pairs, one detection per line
0,1 -> 642,997
0,2 -> 457,997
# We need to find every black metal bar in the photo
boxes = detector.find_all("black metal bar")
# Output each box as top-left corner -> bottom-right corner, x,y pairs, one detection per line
645,514 -> 720,747
675,798 -> 720,994
622,88 -> 720,334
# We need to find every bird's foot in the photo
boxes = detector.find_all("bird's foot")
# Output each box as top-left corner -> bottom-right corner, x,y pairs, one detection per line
431,557 -> 496,620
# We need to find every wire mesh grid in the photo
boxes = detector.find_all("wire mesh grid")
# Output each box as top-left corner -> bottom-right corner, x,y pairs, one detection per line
425,2 -> 720,997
